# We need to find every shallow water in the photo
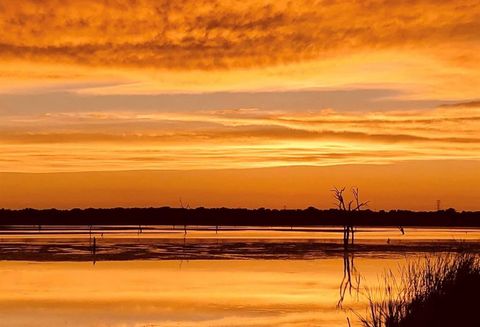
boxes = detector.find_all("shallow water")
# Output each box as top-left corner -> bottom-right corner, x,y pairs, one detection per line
0,226 -> 478,327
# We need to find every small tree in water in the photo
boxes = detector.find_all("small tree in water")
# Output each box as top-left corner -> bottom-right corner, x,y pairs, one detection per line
332,186 -> 369,212
333,187 -> 369,309
331,186 -> 369,245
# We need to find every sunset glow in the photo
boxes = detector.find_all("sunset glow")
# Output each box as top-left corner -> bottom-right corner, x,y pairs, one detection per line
1,0 -> 480,209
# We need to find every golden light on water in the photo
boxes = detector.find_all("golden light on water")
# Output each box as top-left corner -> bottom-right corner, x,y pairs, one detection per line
0,260 -> 348,326
1,227 -> 478,327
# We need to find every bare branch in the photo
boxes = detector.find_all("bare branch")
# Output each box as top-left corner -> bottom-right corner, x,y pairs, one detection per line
179,197 -> 190,209
332,186 -> 369,211
352,187 -> 369,211
331,186 -> 347,211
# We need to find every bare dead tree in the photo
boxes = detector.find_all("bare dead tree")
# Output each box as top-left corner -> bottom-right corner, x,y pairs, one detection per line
332,186 -> 367,308
331,187 -> 371,215
331,186 -> 370,246
179,197 -> 190,235
332,186 -> 369,212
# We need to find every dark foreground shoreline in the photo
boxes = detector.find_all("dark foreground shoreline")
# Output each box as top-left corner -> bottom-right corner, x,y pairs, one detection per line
1,207 -> 480,227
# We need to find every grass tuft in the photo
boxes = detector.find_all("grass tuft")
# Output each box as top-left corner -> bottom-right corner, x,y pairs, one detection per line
358,253 -> 480,327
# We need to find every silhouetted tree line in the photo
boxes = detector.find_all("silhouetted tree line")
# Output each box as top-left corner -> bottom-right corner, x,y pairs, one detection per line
0,206 -> 477,227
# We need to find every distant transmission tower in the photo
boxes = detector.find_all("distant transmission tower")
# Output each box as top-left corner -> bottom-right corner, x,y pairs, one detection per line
436,200 -> 441,211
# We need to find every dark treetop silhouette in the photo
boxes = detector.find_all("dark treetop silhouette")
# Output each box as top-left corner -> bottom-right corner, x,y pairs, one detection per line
0,206 -> 476,227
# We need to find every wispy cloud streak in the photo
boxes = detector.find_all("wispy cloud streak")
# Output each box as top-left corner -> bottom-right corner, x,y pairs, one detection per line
2,103 -> 480,172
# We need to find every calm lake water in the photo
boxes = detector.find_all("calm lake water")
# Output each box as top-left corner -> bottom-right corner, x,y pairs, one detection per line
0,226 -> 479,327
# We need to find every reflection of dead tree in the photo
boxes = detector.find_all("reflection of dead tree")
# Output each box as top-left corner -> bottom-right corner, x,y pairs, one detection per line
88,224 -> 93,246
91,236 -> 97,266
337,245 -> 361,308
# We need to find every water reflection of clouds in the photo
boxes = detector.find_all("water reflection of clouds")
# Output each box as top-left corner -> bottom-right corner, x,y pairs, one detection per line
0,228 -> 478,326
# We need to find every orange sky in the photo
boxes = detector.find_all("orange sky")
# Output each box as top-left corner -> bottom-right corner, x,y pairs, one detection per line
1,0 -> 480,209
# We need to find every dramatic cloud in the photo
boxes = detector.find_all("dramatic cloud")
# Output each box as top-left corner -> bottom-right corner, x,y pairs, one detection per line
1,0 -> 480,211
0,0 -> 479,96
0,0 -> 480,207
0,0 -> 479,69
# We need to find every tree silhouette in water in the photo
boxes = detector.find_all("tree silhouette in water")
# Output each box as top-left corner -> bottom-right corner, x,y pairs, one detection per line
332,186 -> 368,308
331,186 -> 369,245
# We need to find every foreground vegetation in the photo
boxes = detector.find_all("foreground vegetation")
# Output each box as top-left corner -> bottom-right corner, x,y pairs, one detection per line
358,253 -> 480,327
